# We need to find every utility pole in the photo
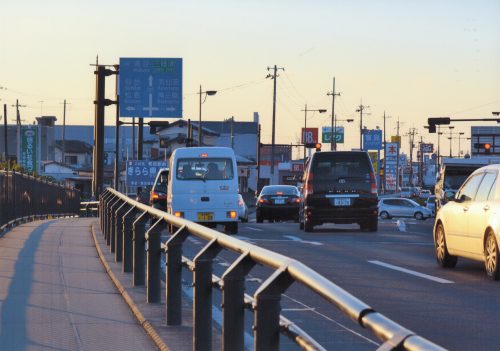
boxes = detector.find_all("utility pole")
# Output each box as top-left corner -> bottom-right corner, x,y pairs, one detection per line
267,65 -> 284,180
113,64 -> 120,191
396,118 -> 400,190
256,124 -> 261,194
61,99 -> 70,164
3,104 -> 7,167
382,111 -> 391,193
327,77 -> 341,150
356,102 -> 370,150
407,128 -> 418,186
138,118 -> 144,160
419,135 -> 424,187
230,116 -> 234,149
132,117 -> 136,159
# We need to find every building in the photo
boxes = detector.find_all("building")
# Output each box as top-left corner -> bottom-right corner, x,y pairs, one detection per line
471,126 -> 500,156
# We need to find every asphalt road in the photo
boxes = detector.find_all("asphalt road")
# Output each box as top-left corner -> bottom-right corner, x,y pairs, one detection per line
180,216 -> 500,350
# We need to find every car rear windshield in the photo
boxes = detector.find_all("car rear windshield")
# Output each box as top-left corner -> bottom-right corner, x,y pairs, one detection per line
311,152 -> 373,192
261,186 -> 298,196
176,158 -> 234,180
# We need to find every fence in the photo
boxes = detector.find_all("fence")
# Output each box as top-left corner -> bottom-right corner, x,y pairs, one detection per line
0,170 -> 80,228
100,188 -> 445,351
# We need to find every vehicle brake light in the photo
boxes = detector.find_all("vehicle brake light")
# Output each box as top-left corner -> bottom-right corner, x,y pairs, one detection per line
259,198 -> 269,204
227,211 -> 237,219
276,191 -> 283,195
174,211 -> 184,218
370,172 -> 377,195
150,192 -> 159,202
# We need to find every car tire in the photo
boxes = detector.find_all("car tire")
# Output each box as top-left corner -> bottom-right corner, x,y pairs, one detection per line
256,213 -> 263,223
226,222 -> 238,235
434,223 -> 458,268
414,211 -> 424,220
380,211 -> 390,220
369,218 -> 378,232
304,217 -> 314,232
485,231 -> 500,281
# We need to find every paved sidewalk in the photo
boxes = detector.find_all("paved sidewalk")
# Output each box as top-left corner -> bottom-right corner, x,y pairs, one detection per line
0,218 -> 157,351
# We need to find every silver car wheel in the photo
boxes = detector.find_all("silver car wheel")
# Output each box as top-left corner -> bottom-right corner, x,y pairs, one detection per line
485,233 -> 498,277
436,226 -> 446,262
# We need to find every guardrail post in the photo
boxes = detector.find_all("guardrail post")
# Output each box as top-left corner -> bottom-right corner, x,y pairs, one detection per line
146,218 -> 165,303
107,196 -> 120,245
133,211 -> 149,286
115,202 -> 129,263
100,191 -> 111,230
165,225 -> 189,325
103,192 -> 114,238
221,253 -> 255,351
253,268 -> 294,351
193,239 -> 222,351
109,198 -> 123,253
122,206 -> 137,273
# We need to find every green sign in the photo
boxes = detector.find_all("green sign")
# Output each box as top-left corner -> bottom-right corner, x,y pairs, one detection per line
21,127 -> 38,173
322,126 -> 344,143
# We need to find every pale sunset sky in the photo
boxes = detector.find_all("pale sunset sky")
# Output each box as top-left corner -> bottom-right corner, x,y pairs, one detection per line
1,0 -> 499,154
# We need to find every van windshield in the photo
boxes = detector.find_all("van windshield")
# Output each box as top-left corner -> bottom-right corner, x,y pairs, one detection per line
176,158 -> 234,181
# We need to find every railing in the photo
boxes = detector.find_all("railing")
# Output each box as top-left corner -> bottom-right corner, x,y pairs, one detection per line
0,170 -> 81,229
100,188 -> 445,351
80,201 -> 100,217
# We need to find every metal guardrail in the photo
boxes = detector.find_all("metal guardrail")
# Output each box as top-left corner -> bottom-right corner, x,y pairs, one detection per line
0,213 -> 77,236
0,170 -> 80,227
100,188 -> 446,351
80,201 -> 100,217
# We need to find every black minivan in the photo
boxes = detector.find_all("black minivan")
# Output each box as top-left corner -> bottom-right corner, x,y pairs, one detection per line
299,151 -> 378,232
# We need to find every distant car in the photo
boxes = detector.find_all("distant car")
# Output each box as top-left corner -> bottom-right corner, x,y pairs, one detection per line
134,186 -> 151,205
150,168 -> 169,210
434,164 -> 500,280
419,189 -> 432,199
237,194 -> 248,223
256,185 -> 301,223
379,198 -> 432,220
400,187 -> 413,198
426,195 -> 436,216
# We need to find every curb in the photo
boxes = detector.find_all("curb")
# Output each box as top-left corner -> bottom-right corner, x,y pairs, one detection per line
90,223 -> 170,351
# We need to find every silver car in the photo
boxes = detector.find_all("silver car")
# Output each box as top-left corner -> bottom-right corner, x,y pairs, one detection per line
237,194 -> 248,223
434,164 -> 500,280
379,198 -> 432,220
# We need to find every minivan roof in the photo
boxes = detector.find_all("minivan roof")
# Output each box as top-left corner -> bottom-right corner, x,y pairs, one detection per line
172,147 -> 235,158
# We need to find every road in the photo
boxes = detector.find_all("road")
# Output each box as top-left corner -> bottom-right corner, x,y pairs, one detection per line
180,216 -> 500,350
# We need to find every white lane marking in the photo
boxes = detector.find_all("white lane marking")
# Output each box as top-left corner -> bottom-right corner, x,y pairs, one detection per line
246,277 -> 263,283
235,235 -> 253,240
282,307 -> 316,312
283,235 -> 323,246
187,237 -> 202,245
282,294 -> 379,346
245,227 -> 263,232
396,220 -> 406,232
368,260 -> 454,284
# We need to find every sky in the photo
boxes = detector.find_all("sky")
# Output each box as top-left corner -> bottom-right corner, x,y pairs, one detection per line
1,0 -> 500,156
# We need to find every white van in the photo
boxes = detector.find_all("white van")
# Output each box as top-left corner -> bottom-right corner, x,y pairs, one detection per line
167,147 -> 239,234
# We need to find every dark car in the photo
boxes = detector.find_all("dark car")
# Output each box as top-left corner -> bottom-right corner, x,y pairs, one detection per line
299,151 -> 378,232
256,185 -> 301,223
150,168 -> 169,210
135,186 -> 151,205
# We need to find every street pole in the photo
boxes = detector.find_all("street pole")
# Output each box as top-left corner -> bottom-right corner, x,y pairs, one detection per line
132,117 -> 136,159
303,104 -> 307,163
356,102 -> 369,150
271,66 -> 277,178
256,124 -> 261,194
114,65 -> 120,190
62,99 -> 67,164
230,116 -> 234,149
448,126 -> 455,157
198,85 -> 202,146
3,104 -> 7,167
138,118 -> 144,160
327,77 -> 340,150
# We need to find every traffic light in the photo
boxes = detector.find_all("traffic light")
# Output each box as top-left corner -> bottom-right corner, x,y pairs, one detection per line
149,121 -> 170,134
305,143 -> 322,151
485,143 -> 491,154
427,117 -> 451,133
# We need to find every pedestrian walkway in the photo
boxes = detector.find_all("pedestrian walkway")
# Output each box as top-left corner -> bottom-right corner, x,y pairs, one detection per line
0,218 -> 157,351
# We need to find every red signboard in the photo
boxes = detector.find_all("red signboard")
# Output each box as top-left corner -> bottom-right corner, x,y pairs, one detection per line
292,163 -> 304,172
301,128 -> 318,144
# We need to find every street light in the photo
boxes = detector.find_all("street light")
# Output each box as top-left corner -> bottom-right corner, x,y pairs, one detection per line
458,132 -> 465,158
301,104 -> 327,162
333,117 -> 354,150
448,126 -> 455,157
198,85 -> 217,146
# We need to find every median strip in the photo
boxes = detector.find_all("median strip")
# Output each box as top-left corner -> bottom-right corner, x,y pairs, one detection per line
368,260 -> 454,284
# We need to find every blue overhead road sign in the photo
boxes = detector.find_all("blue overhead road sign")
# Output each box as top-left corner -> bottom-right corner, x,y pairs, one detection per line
119,58 -> 182,118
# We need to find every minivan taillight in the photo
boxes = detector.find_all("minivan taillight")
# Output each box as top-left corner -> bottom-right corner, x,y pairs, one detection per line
305,173 -> 314,195
370,172 -> 377,195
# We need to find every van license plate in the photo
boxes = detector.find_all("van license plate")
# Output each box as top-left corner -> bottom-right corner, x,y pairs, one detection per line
198,212 -> 214,221
334,198 -> 351,206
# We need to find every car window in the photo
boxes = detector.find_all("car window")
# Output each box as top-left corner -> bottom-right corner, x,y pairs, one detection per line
487,176 -> 497,201
176,158 -> 234,180
261,185 -> 299,196
384,199 -> 398,206
153,170 -> 169,194
475,172 -> 497,202
457,173 -> 484,202
401,199 -> 415,207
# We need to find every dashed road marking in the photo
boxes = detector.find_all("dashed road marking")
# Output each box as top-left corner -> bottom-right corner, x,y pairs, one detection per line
283,235 -> 323,246
368,260 -> 454,284
245,227 -> 263,232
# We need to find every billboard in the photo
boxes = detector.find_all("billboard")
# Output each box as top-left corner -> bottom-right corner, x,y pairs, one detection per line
322,126 -> 344,143
363,129 -> 382,150
385,142 -> 399,191
301,128 -> 318,144
21,127 -> 38,173
126,160 -> 168,187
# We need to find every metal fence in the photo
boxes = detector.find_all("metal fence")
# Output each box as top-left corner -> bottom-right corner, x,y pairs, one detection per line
100,188 -> 445,351
0,170 -> 81,228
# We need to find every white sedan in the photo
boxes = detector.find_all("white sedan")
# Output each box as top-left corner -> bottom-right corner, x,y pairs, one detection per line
378,198 -> 432,220
434,164 -> 500,280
